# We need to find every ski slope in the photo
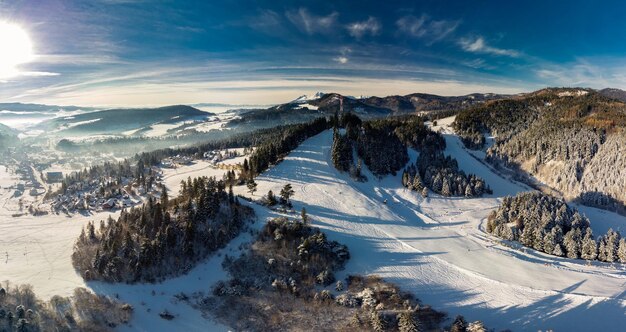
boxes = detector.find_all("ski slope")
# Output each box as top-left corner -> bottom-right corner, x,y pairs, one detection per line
3,115 -> 626,331
241,121 -> 626,331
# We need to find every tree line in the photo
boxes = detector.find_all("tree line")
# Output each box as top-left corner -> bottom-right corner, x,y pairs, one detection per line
488,191 -> 626,263
72,176 -> 254,283
403,148 -> 490,197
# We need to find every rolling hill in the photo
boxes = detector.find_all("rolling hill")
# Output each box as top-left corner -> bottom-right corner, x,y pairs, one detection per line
39,105 -> 212,135
454,87 -> 626,211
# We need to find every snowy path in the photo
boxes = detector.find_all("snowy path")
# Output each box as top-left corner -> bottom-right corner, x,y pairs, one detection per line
242,127 -> 626,331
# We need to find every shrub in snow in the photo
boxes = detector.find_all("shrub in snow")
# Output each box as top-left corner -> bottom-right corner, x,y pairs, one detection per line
335,293 -> 359,308
316,270 -> 335,286
357,288 -> 377,308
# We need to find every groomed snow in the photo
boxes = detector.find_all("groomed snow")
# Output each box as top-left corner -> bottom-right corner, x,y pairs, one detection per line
234,121 -> 626,331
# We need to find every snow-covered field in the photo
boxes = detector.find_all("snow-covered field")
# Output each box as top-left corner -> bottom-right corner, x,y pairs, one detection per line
161,160 -> 230,194
233,122 -> 626,331
3,115 -> 626,330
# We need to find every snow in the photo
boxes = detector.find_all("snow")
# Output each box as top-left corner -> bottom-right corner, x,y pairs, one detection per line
558,90 -> 589,97
4,113 -> 626,330
60,118 -> 101,130
233,122 -> 626,331
189,113 -> 237,133
294,103 -> 319,110
161,160 -> 230,194
290,92 -> 325,104
0,159 -> 248,331
138,123 -> 181,137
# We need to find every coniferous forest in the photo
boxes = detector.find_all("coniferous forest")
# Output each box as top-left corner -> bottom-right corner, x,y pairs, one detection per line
403,149 -> 490,197
330,113 -> 490,197
488,191 -> 626,262
453,88 -> 626,210
72,176 -> 254,283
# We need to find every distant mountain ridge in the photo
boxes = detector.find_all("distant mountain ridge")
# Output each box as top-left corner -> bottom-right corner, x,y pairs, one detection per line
40,105 -> 211,135
0,102 -> 95,113
598,88 -> 626,102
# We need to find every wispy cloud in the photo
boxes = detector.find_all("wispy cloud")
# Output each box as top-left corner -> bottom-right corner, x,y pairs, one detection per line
535,58 -> 625,88
286,8 -> 339,35
333,47 -> 352,64
347,17 -> 381,39
20,71 -> 60,77
459,36 -> 520,57
333,56 -> 349,64
249,9 -> 282,29
396,15 -> 459,44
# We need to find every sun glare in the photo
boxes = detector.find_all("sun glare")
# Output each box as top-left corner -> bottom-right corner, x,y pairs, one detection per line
0,21 -> 33,78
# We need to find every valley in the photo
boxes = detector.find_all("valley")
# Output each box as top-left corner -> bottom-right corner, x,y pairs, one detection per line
2,106 -> 626,330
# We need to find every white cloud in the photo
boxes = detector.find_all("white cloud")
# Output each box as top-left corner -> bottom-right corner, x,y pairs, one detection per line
396,15 -> 459,43
347,17 -> 381,39
333,56 -> 349,64
286,8 -> 338,35
332,47 -> 352,64
459,36 -> 520,57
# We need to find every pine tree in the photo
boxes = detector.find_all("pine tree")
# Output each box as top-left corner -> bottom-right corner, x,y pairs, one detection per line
450,315 -> 467,332
543,231 -> 556,255
301,207 -> 309,225
520,226 -> 535,247
370,310 -> 386,332
605,229 -> 620,263
581,228 -> 597,261
397,311 -> 420,332
266,190 -> 277,206
563,229 -> 581,259
242,158 -> 250,180
160,187 -> 168,211
441,178 -> 451,197
280,183 -> 295,207
552,243 -> 565,257
464,184 -> 474,197
532,227 -> 545,251
421,187 -> 428,198
618,238 -> 626,263
598,237 -> 608,261
412,174 -> 423,191
246,179 -> 257,196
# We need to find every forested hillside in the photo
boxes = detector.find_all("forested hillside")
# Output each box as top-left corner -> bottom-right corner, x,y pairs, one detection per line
331,113 -> 490,197
454,88 -> 626,209
72,176 -> 254,283
488,192 -> 626,263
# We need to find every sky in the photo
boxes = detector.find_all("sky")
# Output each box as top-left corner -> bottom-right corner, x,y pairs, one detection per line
1,0 -> 626,107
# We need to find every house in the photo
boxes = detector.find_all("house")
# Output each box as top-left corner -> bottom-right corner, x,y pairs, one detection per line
46,171 -> 63,183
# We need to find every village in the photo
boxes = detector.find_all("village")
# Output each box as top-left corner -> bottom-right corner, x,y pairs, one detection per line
44,147 -> 249,214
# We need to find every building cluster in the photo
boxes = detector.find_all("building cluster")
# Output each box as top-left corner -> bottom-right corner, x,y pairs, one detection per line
49,169 -> 164,213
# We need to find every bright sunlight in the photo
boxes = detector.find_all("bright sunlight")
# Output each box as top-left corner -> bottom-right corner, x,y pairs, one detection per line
0,21 -> 33,78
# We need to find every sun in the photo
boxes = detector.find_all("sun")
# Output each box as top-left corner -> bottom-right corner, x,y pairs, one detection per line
0,21 -> 34,78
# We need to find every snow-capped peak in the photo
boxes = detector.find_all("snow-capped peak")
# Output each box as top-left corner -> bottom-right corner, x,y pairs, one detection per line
290,92 -> 326,104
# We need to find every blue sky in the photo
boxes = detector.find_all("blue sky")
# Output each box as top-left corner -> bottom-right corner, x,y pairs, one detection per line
0,0 -> 625,106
